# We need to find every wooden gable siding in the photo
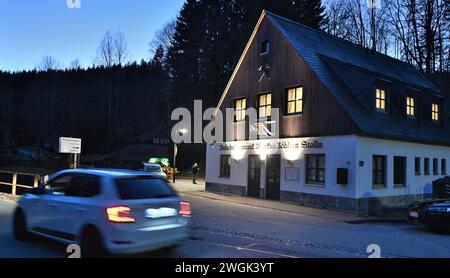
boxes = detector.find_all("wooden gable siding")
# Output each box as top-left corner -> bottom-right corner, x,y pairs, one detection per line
219,16 -> 360,139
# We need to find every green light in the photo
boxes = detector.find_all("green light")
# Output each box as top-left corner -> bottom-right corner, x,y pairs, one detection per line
149,157 -> 170,166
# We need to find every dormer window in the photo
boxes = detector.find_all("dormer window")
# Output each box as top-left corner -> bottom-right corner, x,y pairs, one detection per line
234,98 -> 246,122
375,88 -> 387,112
261,40 -> 270,55
286,87 -> 303,115
258,93 -> 272,118
432,103 -> 440,122
406,96 -> 416,117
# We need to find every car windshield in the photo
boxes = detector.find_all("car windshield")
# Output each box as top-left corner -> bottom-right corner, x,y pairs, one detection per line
115,177 -> 176,200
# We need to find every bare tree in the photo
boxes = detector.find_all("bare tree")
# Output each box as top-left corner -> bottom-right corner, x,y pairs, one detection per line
36,56 -> 61,71
324,0 -> 391,53
97,31 -> 114,67
95,30 -> 129,67
149,20 -> 176,57
324,0 -> 354,39
385,0 -> 449,75
69,59 -> 82,70
353,0 -> 367,47
113,31 -> 128,66
94,30 -> 130,137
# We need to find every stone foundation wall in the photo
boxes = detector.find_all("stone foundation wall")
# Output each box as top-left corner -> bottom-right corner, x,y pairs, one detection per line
206,182 -> 433,214
205,182 -> 246,196
280,191 -> 357,210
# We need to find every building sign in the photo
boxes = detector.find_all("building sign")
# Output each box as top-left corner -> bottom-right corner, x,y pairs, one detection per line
285,167 -> 300,181
59,137 -> 82,154
219,139 -> 323,151
301,140 -> 323,149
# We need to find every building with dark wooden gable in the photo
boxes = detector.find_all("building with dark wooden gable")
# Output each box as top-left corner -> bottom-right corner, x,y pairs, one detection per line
205,11 -> 450,212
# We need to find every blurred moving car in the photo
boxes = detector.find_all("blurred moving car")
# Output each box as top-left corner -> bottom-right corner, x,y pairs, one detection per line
143,162 -> 167,179
408,199 -> 450,229
13,169 -> 191,257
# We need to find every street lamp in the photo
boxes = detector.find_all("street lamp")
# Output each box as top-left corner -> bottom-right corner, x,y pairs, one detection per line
173,128 -> 188,183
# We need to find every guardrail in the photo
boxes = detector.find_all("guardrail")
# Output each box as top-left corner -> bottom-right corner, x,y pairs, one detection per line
0,171 -> 40,196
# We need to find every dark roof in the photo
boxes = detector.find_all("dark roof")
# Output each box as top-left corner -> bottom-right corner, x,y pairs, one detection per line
266,11 -> 442,95
430,72 -> 450,96
266,11 -> 450,146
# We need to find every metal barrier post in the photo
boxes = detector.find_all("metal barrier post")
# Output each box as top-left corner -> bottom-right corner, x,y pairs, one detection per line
33,176 -> 39,188
11,173 -> 17,196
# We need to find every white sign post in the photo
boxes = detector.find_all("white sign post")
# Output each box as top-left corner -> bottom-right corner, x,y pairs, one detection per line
59,137 -> 82,169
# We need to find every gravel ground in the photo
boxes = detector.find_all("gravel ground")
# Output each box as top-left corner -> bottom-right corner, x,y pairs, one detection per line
0,193 -> 18,202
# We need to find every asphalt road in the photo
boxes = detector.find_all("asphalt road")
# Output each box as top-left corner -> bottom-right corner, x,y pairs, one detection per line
0,196 -> 449,258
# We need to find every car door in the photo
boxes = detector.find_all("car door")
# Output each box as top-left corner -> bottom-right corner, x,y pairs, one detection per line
31,174 -> 74,237
54,174 -> 101,239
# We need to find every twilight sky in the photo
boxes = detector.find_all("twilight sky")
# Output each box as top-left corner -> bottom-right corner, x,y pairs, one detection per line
0,0 -> 185,72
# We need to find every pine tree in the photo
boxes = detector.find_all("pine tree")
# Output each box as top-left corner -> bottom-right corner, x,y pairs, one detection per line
151,45 -> 165,69
166,0 -> 205,108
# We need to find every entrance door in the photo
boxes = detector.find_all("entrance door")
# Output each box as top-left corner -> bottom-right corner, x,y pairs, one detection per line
266,155 -> 281,200
247,155 -> 261,198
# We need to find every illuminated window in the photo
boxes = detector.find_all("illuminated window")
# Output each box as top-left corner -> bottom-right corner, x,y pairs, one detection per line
234,98 -> 246,122
375,88 -> 387,111
432,103 -> 440,121
406,96 -> 415,117
287,87 -> 303,115
258,93 -> 272,118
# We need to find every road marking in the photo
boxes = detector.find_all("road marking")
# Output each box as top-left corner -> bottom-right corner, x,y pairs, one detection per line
192,225 -> 406,258
191,239 -> 299,258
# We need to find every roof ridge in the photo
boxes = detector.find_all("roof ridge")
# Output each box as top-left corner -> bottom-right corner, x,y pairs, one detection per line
263,10 -> 418,68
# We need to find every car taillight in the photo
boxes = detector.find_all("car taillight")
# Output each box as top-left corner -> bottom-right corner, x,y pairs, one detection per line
107,206 -> 135,223
179,201 -> 191,217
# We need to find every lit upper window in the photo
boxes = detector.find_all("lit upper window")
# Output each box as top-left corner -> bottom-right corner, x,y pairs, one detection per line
432,103 -> 440,121
406,96 -> 415,117
234,98 -> 246,122
258,93 -> 272,118
287,87 -> 303,115
375,88 -> 387,111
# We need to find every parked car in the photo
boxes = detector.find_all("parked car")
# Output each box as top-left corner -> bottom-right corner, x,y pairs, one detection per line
408,199 -> 450,229
13,169 -> 191,257
143,162 -> 167,179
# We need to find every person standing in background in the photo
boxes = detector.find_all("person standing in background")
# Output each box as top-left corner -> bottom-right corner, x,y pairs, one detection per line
192,163 -> 199,184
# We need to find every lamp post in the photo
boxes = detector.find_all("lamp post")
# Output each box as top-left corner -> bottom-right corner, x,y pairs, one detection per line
173,128 -> 187,183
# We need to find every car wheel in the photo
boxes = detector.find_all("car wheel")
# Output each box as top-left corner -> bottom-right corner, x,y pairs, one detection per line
80,227 -> 108,258
13,209 -> 30,241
